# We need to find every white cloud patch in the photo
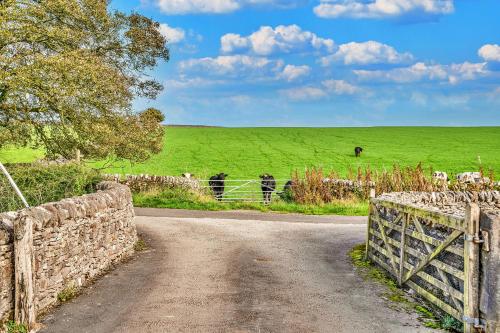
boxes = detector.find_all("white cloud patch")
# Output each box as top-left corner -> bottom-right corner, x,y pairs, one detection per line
354,61 -> 488,84
221,25 -> 335,56
278,65 -> 311,81
179,55 -> 285,77
157,0 -> 240,14
280,79 -> 360,101
156,0 -> 303,14
158,24 -> 186,44
314,0 -> 454,19
478,44 -> 500,62
320,41 -> 413,65
322,79 -> 360,94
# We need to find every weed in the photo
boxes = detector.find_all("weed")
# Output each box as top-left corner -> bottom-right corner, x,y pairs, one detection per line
134,238 -> 147,251
57,284 -> 78,303
5,321 -> 28,333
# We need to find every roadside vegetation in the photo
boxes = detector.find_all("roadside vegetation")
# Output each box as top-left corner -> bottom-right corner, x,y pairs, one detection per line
350,244 -> 462,332
133,187 -> 369,215
0,164 -> 101,212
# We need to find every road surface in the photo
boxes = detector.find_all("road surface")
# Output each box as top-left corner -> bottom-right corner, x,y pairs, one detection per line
40,210 -> 433,333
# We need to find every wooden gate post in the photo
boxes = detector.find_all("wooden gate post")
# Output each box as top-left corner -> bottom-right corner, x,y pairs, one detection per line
463,203 -> 481,333
13,214 -> 36,329
364,189 -> 376,260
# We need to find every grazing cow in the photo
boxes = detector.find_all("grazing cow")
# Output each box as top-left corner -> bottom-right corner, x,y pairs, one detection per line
432,171 -> 449,182
209,173 -> 228,201
260,174 -> 276,204
283,180 -> 294,192
354,147 -> 363,157
181,173 -> 194,179
456,172 -> 488,184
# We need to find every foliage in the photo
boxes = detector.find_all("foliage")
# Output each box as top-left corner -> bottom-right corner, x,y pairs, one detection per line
132,188 -> 369,216
2,127 -> 499,177
0,1 -> 168,162
57,285 -> 78,303
0,163 -> 101,212
5,321 -> 27,333
134,238 -> 147,252
290,164 -> 496,205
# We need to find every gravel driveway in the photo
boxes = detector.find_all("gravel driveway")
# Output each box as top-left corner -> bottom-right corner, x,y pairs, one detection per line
40,210 -> 434,333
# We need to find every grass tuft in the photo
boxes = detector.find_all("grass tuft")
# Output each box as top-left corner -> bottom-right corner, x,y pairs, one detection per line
5,321 -> 28,333
134,238 -> 147,252
57,285 -> 78,303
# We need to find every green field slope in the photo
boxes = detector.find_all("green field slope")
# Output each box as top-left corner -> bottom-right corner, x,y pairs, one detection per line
1,127 -> 499,179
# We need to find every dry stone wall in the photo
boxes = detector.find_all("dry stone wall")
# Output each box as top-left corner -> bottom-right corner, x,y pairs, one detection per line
0,182 -> 137,324
104,174 -> 201,192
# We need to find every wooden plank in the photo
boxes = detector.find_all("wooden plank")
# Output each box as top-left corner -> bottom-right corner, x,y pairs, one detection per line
368,251 -> 396,278
412,217 -> 464,312
463,203 -> 480,333
372,198 -> 465,231
406,280 -> 462,321
371,215 -> 464,257
365,199 -> 375,260
403,230 -> 463,284
398,214 -> 408,286
13,214 -> 36,329
373,217 -> 400,276
369,241 -> 463,302
369,228 -> 465,280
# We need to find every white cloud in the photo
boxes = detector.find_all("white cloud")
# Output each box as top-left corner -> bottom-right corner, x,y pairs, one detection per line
322,79 -> 360,94
164,76 -> 226,89
478,44 -> 500,62
158,24 -> 186,44
221,25 -> 335,56
321,41 -> 413,65
157,0 -> 240,14
278,65 -> 311,81
354,61 -> 488,84
280,87 -> 327,101
156,0 -> 303,14
314,0 -> 454,19
280,79 -> 360,101
179,55 -> 285,77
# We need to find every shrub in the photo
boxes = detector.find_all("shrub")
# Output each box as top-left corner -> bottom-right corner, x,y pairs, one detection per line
0,163 -> 102,212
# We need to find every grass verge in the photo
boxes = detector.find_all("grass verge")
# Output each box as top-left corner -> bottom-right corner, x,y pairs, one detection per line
349,244 -> 462,332
132,188 -> 369,216
5,321 -> 28,333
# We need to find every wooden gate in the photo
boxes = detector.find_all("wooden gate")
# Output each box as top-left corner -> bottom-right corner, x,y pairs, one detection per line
365,198 -> 483,332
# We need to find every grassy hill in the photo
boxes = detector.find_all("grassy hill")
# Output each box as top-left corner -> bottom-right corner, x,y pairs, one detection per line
1,127 -> 499,179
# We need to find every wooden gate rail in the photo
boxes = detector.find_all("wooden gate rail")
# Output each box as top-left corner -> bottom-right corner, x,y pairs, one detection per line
365,198 -> 482,333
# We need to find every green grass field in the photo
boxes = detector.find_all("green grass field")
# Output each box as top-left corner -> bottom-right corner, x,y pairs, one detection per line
1,127 -> 499,179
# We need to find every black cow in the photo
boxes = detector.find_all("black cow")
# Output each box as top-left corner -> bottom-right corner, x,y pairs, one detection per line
354,146 -> 363,157
278,180 -> 294,201
209,173 -> 228,201
260,174 -> 276,204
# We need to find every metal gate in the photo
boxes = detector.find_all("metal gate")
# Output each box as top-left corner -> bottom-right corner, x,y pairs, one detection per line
199,179 -> 291,203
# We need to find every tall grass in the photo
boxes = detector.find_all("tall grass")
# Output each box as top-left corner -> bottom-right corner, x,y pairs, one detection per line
291,164 -> 496,205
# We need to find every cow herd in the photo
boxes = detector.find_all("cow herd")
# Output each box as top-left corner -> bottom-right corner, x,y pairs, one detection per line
195,173 -> 291,204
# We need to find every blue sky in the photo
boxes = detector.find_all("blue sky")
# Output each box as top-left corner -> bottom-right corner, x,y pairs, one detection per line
111,0 -> 500,127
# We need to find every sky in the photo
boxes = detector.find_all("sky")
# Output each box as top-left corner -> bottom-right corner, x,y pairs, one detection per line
111,0 -> 500,127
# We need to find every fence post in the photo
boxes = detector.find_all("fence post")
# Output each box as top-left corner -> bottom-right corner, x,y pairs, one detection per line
398,213 -> 408,286
13,214 -> 36,329
365,189 -> 376,260
463,203 -> 481,333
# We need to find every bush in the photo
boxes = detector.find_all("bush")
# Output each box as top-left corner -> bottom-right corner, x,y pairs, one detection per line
0,163 -> 102,212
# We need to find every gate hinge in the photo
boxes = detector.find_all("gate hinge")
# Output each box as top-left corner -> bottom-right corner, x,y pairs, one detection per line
463,316 -> 486,330
465,232 -> 489,250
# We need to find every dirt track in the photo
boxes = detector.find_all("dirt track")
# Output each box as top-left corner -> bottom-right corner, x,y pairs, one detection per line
40,212 -> 434,333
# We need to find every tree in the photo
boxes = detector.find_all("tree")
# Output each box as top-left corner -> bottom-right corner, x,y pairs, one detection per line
0,0 -> 169,162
